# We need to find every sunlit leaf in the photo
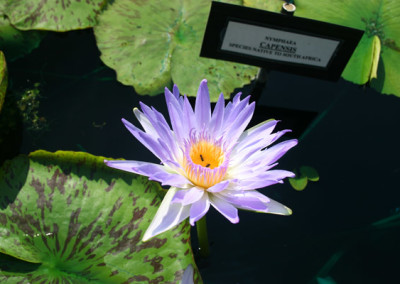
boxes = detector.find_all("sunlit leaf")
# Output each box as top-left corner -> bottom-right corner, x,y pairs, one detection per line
243,0 -> 283,12
0,151 -> 201,283
369,35 -> 381,80
4,0 -> 107,31
293,0 -> 400,97
0,51 -> 6,113
94,0 -> 258,100
289,166 -> 319,191
289,172 -> 308,191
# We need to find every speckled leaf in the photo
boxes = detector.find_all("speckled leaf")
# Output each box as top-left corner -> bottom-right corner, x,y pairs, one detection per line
293,0 -> 400,97
0,151 -> 201,283
0,51 -> 6,113
4,0 -> 107,31
0,13 -> 45,61
94,0 -> 258,100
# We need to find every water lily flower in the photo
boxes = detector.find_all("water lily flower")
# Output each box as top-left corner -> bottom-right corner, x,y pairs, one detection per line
105,79 -> 297,241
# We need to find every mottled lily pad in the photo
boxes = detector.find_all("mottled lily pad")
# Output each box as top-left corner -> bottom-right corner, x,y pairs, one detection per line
4,0 -> 107,31
94,0 -> 258,100
0,150 -> 200,283
293,0 -> 400,97
0,12 -> 45,61
0,51 -> 6,113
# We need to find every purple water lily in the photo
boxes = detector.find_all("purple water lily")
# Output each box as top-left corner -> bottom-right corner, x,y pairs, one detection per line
105,79 -> 297,241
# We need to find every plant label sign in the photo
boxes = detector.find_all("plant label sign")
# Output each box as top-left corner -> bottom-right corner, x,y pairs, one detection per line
200,2 -> 364,81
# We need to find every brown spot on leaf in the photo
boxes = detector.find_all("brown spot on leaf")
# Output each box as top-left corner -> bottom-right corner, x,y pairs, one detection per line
60,208 -> 81,258
47,168 -> 67,195
168,253 -> 177,259
134,237 -> 167,254
86,254 -> 96,260
144,255 -> 163,274
132,207 -> 147,222
0,213 -> 7,226
150,196 -> 158,206
66,195 -> 72,205
104,180 -> 115,192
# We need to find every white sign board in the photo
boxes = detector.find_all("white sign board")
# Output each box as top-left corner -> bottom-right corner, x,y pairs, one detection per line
221,21 -> 340,68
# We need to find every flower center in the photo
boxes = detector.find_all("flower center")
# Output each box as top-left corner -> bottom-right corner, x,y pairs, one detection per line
182,134 -> 228,189
190,140 -> 224,169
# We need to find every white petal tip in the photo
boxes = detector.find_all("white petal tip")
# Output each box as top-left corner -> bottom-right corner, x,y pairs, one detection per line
266,199 -> 293,216
142,232 -> 152,242
276,206 -> 293,216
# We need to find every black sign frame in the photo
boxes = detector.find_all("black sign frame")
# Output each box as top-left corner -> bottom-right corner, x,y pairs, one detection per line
200,2 -> 364,81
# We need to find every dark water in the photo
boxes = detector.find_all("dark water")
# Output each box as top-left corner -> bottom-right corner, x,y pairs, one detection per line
5,30 -> 400,283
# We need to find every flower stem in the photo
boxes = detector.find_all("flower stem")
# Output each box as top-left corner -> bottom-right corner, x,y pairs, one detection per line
196,216 -> 210,258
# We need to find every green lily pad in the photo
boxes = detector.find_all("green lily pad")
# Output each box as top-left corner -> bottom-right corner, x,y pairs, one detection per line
0,14 -> 45,61
289,166 -> 319,191
0,51 -> 6,113
289,172 -> 308,191
243,0 -> 283,12
299,166 -> 319,182
0,150 -> 201,283
293,0 -> 400,97
94,0 -> 258,100
4,0 -> 107,31
171,40 -> 258,100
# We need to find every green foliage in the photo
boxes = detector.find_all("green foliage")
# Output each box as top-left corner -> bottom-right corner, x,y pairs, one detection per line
0,51 -> 6,113
3,0 -> 107,31
243,0 -> 283,12
289,166 -> 319,191
94,0 -> 258,100
0,15 -> 45,61
0,151 -> 201,283
293,0 -> 400,97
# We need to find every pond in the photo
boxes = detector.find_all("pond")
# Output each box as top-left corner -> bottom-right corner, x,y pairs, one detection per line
1,28 -> 400,284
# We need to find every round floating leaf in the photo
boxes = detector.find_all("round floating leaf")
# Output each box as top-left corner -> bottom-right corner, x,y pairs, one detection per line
289,172 -> 308,191
0,51 -> 6,113
289,166 -> 319,191
94,0 -> 258,100
172,40 -> 258,100
0,151 -> 201,283
0,16 -> 45,61
299,166 -> 319,182
294,0 -> 400,97
4,0 -> 107,31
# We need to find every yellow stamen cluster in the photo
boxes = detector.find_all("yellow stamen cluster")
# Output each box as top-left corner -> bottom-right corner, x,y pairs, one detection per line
183,140 -> 226,189
190,140 -> 224,169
